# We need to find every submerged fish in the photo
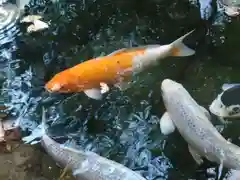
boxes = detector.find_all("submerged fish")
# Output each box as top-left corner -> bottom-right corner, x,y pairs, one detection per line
209,83 -> 240,118
22,108 -> 146,180
198,0 -> 213,20
160,79 -> 240,169
45,30 -> 195,100
218,0 -> 240,16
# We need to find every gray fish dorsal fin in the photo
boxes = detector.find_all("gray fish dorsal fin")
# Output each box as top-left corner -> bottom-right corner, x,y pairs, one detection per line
222,83 -> 240,91
107,45 -> 160,57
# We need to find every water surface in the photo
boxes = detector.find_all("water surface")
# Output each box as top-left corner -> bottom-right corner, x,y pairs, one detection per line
1,0 -> 240,179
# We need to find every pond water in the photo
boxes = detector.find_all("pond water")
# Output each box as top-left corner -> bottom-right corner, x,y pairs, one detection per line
1,0 -> 240,179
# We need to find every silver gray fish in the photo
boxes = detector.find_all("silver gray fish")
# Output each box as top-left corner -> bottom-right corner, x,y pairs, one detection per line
218,0 -> 240,16
22,108 -> 146,180
160,79 -> 240,170
209,83 -> 240,118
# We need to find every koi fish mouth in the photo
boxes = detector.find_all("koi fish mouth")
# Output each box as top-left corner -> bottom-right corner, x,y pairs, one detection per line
161,79 -> 183,93
45,83 -> 61,93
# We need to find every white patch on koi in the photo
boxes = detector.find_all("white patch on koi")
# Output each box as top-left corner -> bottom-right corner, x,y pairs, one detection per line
51,83 -> 61,91
100,82 -> 109,94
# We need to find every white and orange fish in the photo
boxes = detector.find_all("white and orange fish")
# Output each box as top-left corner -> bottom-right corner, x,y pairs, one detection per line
45,30 -> 196,100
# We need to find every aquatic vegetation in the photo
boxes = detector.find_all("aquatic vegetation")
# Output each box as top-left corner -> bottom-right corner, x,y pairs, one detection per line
0,0 -> 240,179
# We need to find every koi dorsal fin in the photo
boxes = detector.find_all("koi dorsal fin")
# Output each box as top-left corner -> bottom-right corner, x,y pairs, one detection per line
106,48 -> 127,56
106,45 -> 160,56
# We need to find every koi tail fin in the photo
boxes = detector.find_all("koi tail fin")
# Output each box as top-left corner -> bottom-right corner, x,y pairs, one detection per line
22,107 -> 48,145
170,30 -> 196,57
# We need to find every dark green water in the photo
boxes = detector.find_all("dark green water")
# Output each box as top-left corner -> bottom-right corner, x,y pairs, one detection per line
1,0 -> 240,179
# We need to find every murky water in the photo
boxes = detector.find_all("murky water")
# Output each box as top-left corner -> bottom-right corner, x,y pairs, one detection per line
1,0 -> 240,179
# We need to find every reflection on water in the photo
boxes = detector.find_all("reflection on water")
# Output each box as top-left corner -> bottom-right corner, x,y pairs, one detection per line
1,0 -> 240,179
0,3 -> 20,44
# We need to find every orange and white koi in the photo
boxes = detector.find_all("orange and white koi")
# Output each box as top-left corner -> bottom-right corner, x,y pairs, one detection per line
45,30 -> 196,100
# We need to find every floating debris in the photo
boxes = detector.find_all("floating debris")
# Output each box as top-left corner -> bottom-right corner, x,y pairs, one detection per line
218,0 -> 240,16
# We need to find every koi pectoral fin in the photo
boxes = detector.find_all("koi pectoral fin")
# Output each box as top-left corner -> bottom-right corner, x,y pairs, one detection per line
188,145 -> 203,165
100,82 -> 110,94
84,89 -> 102,100
159,112 -> 175,135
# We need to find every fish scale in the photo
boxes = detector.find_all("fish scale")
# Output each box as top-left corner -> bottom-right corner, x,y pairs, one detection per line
160,79 -> 240,170
41,134 -> 146,180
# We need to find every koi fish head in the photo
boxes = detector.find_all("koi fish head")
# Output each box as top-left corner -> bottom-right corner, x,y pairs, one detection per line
161,79 -> 186,109
161,79 -> 185,97
45,71 -> 80,93
209,85 -> 240,118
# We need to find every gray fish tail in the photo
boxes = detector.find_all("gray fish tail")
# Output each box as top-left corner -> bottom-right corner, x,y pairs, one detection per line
22,107 -> 48,145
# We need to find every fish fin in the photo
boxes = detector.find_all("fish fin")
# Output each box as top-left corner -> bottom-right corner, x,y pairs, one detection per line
100,82 -> 110,94
200,106 -> 211,119
22,124 -> 43,144
222,83 -> 240,91
170,30 -> 196,57
159,112 -> 175,135
217,117 -> 229,125
114,81 -> 131,91
107,48 -> 127,56
107,45 -> 160,56
98,52 -> 106,57
22,107 -> 47,144
188,145 -> 204,165
84,88 -> 102,100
